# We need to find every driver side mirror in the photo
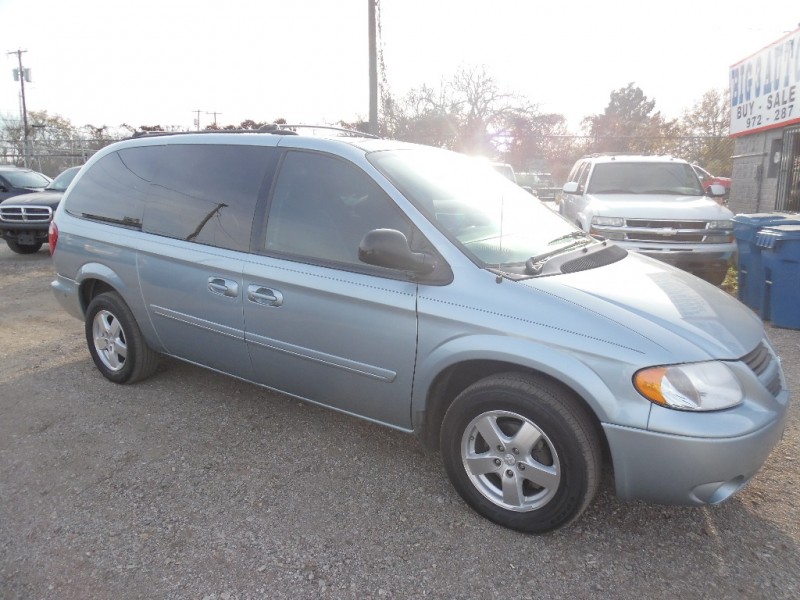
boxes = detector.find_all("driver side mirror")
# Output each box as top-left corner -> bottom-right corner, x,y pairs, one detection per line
358,228 -> 436,274
562,182 -> 580,194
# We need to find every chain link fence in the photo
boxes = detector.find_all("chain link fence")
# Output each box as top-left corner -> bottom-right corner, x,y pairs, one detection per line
0,137 -> 124,177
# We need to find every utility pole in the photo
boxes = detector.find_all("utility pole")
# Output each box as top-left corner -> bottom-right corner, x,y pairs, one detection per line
192,109 -> 203,131
206,111 -> 222,128
368,0 -> 378,135
7,49 -> 30,167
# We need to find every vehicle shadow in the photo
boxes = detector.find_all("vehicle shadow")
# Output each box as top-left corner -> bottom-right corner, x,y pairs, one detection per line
2,355 -> 799,599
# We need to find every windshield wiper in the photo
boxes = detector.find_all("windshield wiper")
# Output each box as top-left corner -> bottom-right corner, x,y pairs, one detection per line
547,230 -> 590,246
525,238 -> 593,275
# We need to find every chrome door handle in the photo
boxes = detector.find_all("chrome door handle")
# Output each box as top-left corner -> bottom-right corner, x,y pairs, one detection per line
247,284 -> 283,307
207,277 -> 239,298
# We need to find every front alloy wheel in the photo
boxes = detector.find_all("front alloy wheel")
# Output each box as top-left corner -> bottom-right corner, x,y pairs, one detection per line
461,410 -> 560,512
441,373 -> 601,533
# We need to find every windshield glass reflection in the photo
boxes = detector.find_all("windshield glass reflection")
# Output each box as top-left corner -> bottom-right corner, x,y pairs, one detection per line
369,148 -> 590,267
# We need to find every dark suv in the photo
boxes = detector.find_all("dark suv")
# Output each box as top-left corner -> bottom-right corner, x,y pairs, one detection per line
0,165 -> 50,201
0,166 -> 79,254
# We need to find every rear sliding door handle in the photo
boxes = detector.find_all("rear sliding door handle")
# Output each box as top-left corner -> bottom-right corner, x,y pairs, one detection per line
247,284 -> 283,307
207,277 -> 239,298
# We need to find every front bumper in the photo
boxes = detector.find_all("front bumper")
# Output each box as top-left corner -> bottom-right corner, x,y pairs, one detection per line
0,221 -> 50,243
603,407 -> 788,505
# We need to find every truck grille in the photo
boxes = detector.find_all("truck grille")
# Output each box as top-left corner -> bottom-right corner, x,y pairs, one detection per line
619,219 -> 730,244
0,205 -> 53,223
741,341 -> 783,397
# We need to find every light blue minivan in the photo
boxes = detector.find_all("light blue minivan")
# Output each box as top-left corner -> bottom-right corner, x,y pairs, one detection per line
50,127 -> 790,533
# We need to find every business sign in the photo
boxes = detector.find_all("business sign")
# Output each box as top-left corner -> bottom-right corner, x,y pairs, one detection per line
730,27 -> 800,137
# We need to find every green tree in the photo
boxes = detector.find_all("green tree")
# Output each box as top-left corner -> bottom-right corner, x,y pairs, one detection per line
676,88 -> 733,176
583,83 -> 677,154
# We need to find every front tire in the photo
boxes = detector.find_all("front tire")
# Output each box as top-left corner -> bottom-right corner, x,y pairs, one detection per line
85,292 -> 159,384
6,239 -> 42,254
440,373 -> 602,533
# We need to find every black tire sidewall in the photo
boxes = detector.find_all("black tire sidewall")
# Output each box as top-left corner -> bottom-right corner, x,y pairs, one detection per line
441,377 -> 598,533
6,239 -> 42,254
85,293 -> 140,384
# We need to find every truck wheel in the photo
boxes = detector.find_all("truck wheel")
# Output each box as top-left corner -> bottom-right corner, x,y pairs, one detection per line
440,372 -> 601,533
6,239 -> 43,254
85,292 -> 159,384
701,265 -> 729,286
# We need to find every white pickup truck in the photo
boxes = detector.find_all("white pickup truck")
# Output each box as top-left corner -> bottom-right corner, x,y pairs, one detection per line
559,154 -> 735,285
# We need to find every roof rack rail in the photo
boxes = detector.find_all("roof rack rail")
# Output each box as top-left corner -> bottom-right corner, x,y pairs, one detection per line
130,124 -> 380,139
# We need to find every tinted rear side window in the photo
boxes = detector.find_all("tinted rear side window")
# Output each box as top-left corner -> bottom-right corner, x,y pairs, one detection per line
66,144 -> 275,251
65,147 -> 158,228
142,145 -> 274,252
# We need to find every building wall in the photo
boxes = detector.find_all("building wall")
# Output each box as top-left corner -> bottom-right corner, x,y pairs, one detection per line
729,129 -> 785,214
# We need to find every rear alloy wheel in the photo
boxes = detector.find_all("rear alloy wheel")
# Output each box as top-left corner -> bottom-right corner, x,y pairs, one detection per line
85,292 -> 159,384
441,373 -> 601,533
6,239 -> 43,254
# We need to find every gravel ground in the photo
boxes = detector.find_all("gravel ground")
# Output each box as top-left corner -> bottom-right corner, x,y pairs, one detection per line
1,243 -> 799,600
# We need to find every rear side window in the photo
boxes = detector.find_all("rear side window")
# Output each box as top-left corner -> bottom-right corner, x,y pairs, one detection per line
142,145 -> 274,252
65,147 -> 157,228
66,144 -> 276,252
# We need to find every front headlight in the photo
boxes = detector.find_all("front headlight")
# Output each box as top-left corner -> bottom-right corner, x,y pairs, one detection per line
707,220 -> 733,230
633,362 -> 743,411
592,216 -> 624,227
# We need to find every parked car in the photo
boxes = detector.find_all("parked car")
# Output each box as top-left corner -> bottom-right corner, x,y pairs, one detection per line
692,164 -> 732,198
491,162 -> 517,183
49,129 -> 788,533
0,165 -> 51,202
0,166 -> 81,254
560,155 -> 735,285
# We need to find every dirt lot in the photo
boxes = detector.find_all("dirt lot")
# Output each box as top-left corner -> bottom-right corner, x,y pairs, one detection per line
1,243 -> 799,600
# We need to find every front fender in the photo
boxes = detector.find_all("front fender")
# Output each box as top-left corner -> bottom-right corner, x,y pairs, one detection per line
411,334 -> 652,431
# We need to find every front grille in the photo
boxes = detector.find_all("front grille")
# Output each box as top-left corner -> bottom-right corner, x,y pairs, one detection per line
617,219 -> 731,245
628,232 -> 706,243
741,341 -> 783,397
626,219 -> 706,229
0,205 -> 52,223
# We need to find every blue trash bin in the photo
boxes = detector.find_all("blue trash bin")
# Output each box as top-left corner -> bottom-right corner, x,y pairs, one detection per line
760,224 -> 800,329
733,213 -> 800,310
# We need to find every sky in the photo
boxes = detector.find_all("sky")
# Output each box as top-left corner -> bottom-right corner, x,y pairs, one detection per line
1,0 -> 798,133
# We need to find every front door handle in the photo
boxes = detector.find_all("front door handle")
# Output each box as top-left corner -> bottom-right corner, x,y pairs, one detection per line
247,284 -> 283,307
207,277 -> 239,298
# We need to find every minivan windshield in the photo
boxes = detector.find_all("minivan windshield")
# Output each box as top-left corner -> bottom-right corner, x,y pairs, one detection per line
587,162 -> 704,196
368,148 -> 591,268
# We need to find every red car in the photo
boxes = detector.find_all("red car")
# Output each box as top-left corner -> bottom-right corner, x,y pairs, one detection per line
692,164 -> 731,196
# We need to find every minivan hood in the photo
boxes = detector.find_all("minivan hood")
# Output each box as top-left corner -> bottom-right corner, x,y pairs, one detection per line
586,194 -> 734,220
527,252 -> 762,360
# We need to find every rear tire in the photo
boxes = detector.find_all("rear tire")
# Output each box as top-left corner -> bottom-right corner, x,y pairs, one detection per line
6,239 -> 42,254
440,372 -> 602,533
85,292 -> 159,384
